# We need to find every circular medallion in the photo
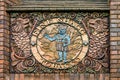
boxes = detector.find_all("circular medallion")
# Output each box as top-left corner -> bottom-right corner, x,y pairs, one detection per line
30,18 -> 89,69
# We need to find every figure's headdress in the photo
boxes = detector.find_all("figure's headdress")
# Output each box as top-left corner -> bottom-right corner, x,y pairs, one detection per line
57,22 -> 68,30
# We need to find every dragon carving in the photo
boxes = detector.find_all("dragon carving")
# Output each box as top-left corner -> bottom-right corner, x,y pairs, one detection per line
81,18 -> 109,72
11,18 -> 37,72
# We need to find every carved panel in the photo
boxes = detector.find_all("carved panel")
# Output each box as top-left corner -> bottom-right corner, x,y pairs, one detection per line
10,12 -> 109,73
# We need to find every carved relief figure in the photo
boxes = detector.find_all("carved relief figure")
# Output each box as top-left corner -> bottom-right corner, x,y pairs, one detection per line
44,24 -> 70,63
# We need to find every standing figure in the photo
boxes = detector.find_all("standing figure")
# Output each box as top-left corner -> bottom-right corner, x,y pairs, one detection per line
44,24 -> 70,63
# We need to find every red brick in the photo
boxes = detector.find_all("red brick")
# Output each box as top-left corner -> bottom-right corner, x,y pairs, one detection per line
118,51 -> 120,54
0,46 -> 4,51
110,28 -> 120,32
0,6 -> 6,11
116,46 -> 120,50
0,60 -> 4,64
0,47 -> 10,53
111,55 -> 120,59
110,5 -> 118,10
110,64 -> 120,68
111,2 -> 120,5
110,37 -> 120,41
0,60 -> 9,66
0,46 -> 10,52
110,41 -> 117,45
118,15 -> 120,18
111,15 -> 118,18
0,29 -> 4,33
0,65 -> 3,69
118,78 -> 120,80
0,16 -> 4,20
110,78 -> 118,80
110,1 -> 120,80
110,32 -> 117,36
0,73 -> 4,78
0,33 -> 4,37
3,42 -> 9,48
111,19 -> 120,23
110,46 -> 116,50
110,69 -> 118,72
0,11 -> 8,17
0,54 -> 4,60
118,60 -> 120,63
111,10 -> 120,15
0,78 -> 4,80
118,6 -> 120,10
0,11 -> 4,15
4,29 -> 9,34
4,38 -> 9,43
110,73 -> 120,78
111,51 -> 118,54
110,60 -> 118,63
0,29 -> 9,34
0,1 -> 6,6
118,23 -> 120,27
118,32 -> 120,36
0,69 -> 4,73
110,46 -> 120,50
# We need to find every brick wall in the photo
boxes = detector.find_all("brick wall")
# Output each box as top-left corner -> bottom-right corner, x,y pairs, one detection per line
0,0 -> 17,80
0,0 -> 10,80
110,0 -> 120,80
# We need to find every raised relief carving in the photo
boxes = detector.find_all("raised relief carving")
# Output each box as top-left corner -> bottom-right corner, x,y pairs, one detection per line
10,12 -> 109,73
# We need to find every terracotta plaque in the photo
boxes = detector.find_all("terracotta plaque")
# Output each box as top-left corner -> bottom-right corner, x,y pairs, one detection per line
10,12 -> 109,73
